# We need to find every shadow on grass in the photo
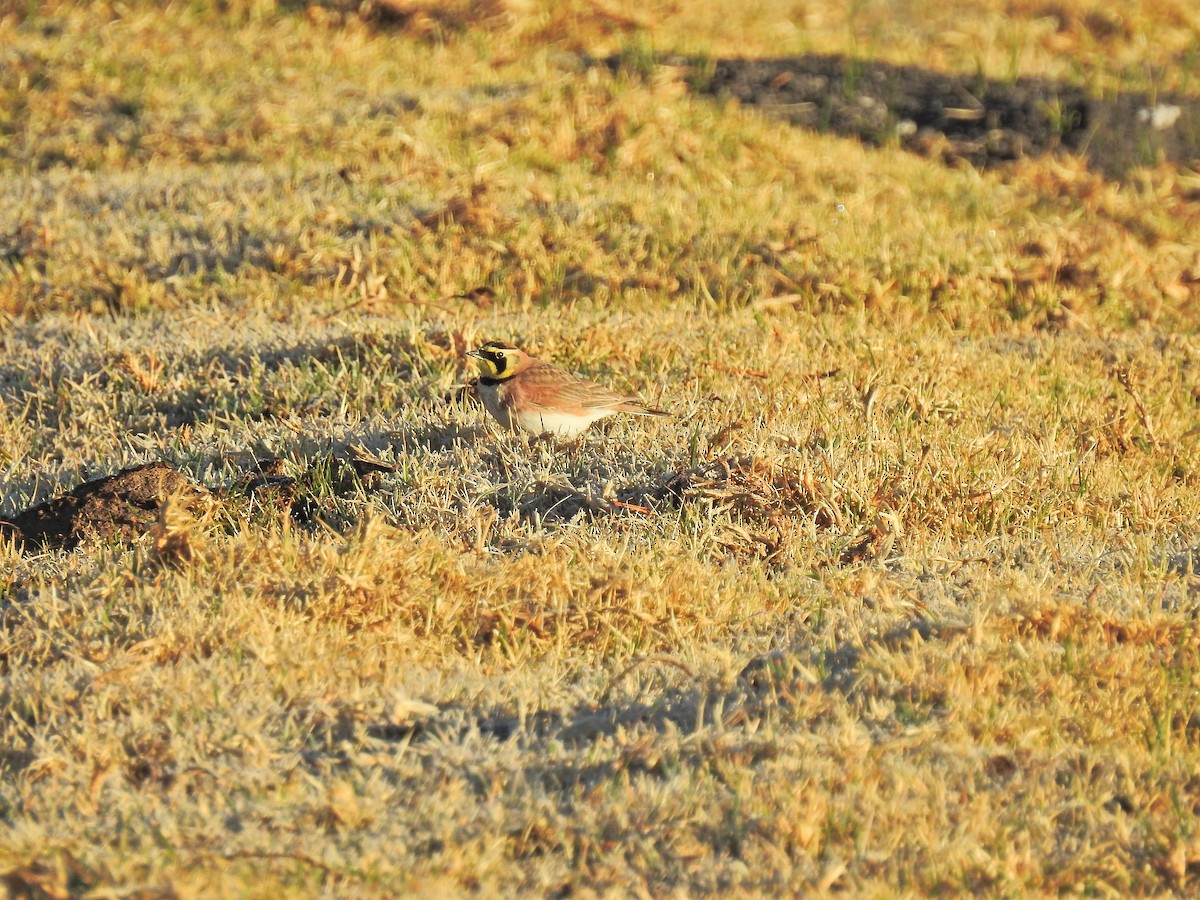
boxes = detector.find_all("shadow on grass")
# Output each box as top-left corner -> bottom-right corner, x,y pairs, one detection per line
345,623 -> 951,792
0,332 -> 413,436
150,332 -> 417,430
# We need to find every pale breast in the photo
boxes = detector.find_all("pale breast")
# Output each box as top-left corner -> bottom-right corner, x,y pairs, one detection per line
511,406 -> 611,439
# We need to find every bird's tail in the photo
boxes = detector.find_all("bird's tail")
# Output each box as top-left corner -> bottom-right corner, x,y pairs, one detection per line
620,401 -> 672,417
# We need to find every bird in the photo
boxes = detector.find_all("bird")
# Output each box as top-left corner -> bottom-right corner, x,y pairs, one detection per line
465,340 -> 671,440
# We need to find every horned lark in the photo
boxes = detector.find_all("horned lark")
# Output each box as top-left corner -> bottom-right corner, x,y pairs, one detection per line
466,340 -> 670,440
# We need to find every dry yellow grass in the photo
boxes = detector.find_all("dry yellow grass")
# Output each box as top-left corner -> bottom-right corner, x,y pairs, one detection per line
3,1 -> 1200,895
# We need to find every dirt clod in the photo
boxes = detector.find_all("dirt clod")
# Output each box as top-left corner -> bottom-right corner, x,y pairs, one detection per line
1,462 -> 210,551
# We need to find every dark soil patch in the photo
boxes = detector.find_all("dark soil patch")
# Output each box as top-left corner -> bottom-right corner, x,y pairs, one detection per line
0,451 -> 397,553
0,462 -> 210,551
664,53 -> 1200,176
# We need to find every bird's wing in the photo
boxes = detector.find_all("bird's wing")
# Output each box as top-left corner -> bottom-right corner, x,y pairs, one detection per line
517,363 -> 634,412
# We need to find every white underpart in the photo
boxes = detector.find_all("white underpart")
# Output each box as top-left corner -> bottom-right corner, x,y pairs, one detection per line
478,386 -> 613,439
511,407 -> 613,440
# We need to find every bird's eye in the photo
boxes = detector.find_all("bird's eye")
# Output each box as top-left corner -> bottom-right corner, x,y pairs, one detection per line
487,351 -> 508,374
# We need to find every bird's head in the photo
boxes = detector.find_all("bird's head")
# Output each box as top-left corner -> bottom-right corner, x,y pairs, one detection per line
466,340 -> 526,380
